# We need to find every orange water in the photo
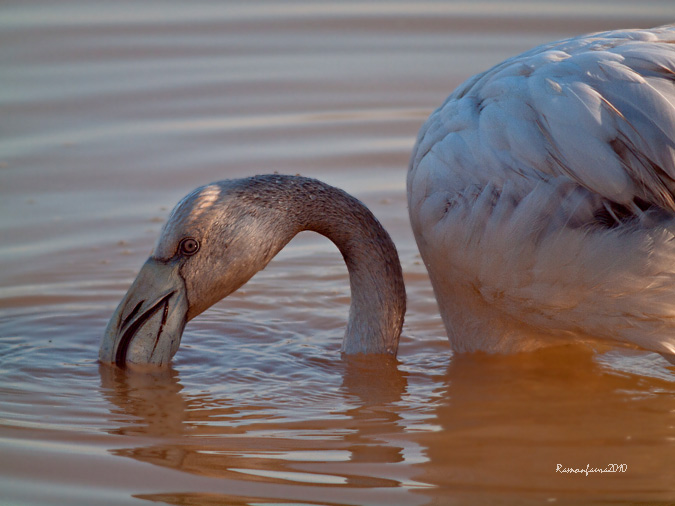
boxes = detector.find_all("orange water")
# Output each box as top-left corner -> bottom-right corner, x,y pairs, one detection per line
2,2 -> 674,505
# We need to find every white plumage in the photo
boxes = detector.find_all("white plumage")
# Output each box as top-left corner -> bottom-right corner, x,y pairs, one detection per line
408,25 -> 675,361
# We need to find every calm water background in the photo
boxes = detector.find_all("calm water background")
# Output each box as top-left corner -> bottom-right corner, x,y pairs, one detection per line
2,2 -> 675,505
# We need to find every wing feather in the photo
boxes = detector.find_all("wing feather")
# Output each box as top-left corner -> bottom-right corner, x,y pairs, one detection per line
410,25 -> 675,217
406,25 -> 675,357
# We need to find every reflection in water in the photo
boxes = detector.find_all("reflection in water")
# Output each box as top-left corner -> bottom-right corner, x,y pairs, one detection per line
99,356 -> 431,505
417,346 -> 675,505
99,345 -> 675,505
100,364 -> 188,438
340,357 -> 408,469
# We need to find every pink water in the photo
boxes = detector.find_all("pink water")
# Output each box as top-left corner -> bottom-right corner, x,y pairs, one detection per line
1,2 -> 674,505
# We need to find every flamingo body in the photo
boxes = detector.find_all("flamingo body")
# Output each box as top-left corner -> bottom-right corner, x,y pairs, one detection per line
408,26 -> 675,360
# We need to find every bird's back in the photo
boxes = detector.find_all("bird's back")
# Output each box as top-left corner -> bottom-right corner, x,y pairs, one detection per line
407,26 -> 675,359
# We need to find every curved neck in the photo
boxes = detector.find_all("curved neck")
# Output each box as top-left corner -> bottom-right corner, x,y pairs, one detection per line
242,175 -> 406,355
302,181 -> 406,355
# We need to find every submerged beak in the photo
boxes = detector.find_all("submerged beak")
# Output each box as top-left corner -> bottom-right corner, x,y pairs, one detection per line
100,258 -> 189,367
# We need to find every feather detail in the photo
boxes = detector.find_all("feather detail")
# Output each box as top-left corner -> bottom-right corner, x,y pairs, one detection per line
408,25 -> 675,360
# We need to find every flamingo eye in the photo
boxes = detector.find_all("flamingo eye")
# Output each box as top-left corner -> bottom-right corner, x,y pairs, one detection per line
178,237 -> 200,256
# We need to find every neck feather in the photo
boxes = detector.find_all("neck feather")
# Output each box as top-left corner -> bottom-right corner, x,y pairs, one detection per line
243,175 -> 406,355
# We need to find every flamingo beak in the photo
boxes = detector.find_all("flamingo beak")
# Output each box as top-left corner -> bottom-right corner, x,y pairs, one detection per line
99,258 -> 188,367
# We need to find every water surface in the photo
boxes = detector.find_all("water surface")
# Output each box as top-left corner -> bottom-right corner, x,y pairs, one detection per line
2,2 -> 675,505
